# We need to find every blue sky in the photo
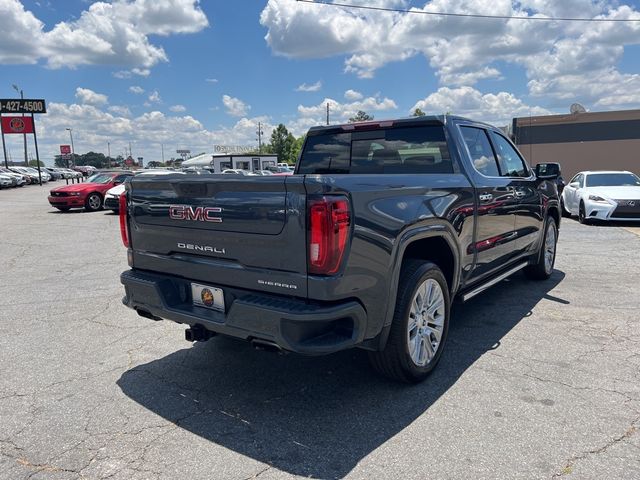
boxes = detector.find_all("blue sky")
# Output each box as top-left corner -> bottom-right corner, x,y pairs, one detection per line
2,0 -> 640,164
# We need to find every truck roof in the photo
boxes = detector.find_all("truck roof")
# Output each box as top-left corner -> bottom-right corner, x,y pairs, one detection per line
306,115 -> 496,135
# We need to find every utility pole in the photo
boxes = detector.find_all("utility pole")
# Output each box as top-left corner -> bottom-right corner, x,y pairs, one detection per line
256,122 -> 263,153
161,143 -> 165,163
12,84 -> 28,167
107,141 -> 111,169
129,141 -> 132,159
326,102 -> 330,125
66,128 -> 76,167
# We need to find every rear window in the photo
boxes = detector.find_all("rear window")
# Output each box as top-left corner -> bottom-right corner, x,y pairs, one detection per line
298,126 -> 453,174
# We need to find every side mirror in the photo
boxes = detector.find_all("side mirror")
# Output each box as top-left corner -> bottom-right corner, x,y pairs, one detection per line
113,180 -> 122,186
569,182 -> 580,189
535,162 -> 561,179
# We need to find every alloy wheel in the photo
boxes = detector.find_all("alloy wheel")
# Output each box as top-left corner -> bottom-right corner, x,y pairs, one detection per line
407,278 -> 446,367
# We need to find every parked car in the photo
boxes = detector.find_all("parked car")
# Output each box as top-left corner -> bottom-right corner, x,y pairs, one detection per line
9,166 -> 50,183
43,167 -> 62,181
104,170 -> 183,213
253,170 -> 274,176
119,115 -> 561,383
73,165 -> 97,177
48,171 -> 134,212
0,168 -> 26,186
267,165 -> 294,174
57,168 -> 83,179
0,173 -> 15,188
561,170 -> 640,223
221,169 -> 255,175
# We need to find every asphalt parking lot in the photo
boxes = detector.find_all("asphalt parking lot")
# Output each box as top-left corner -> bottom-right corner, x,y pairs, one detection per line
1,185 -> 639,480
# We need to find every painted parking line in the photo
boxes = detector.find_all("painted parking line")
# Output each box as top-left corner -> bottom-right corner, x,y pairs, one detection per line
623,227 -> 640,237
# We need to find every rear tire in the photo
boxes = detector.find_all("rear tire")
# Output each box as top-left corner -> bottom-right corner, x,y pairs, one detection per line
85,193 -> 103,212
369,260 -> 450,383
525,217 -> 557,280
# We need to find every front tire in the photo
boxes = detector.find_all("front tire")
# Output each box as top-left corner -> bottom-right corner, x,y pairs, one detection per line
560,197 -> 570,217
578,201 -> 589,224
85,193 -> 103,212
369,260 -> 450,383
525,217 -> 557,280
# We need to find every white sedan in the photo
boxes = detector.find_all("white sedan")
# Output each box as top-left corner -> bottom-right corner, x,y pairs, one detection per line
561,170 -> 640,223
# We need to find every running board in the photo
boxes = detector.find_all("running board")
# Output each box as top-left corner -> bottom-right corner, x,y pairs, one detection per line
461,262 -> 528,302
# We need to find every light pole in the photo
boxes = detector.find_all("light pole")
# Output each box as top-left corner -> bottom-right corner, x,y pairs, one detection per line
256,122 -> 264,154
65,128 -> 75,168
107,141 -> 111,169
12,84 -> 28,167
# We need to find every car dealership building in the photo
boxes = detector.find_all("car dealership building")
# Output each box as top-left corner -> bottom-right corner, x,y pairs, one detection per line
512,108 -> 640,179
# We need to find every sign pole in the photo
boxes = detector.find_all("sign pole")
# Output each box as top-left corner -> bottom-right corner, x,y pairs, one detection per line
1,116 -> 8,168
31,114 -> 42,186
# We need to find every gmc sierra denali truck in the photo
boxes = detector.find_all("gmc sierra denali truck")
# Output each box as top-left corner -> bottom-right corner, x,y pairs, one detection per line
120,115 -> 561,383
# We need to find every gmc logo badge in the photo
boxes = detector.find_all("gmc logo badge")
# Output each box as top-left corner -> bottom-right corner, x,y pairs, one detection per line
169,205 -> 222,223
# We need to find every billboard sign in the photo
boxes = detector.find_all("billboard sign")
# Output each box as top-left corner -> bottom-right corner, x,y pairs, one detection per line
60,145 -> 71,155
1,116 -> 34,134
0,99 -> 47,114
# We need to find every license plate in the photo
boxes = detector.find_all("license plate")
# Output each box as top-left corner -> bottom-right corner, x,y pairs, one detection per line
191,283 -> 225,311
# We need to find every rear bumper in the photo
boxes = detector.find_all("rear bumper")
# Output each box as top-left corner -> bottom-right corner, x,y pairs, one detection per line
120,269 -> 368,355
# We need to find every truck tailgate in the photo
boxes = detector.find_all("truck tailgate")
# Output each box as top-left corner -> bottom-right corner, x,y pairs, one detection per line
127,174 -> 308,296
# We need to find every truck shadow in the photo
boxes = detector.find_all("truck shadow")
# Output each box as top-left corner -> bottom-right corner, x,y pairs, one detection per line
117,270 -> 565,479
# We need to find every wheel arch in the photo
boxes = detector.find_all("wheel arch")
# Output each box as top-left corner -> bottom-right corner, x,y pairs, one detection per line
374,225 -> 460,351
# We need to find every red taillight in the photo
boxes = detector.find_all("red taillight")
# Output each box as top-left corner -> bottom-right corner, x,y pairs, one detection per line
308,196 -> 351,275
119,193 -> 129,248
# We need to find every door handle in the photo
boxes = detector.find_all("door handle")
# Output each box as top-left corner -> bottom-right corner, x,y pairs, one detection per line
479,193 -> 493,202
514,190 -> 526,199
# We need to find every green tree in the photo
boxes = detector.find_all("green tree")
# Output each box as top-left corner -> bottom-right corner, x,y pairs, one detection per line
28,159 -> 44,167
269,124 -> 296,163
290,135 -> 306,165
348,110 -> 373,123
412,108 -> 426,117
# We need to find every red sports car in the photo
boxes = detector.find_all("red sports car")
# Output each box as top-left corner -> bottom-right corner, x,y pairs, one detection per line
48,171 -> 134,212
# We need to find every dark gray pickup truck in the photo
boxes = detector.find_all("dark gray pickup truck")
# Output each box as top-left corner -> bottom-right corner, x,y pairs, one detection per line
120,115 -> 561,382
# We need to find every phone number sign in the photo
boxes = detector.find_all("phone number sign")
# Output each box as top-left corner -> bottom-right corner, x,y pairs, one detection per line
0,99 -> 47,114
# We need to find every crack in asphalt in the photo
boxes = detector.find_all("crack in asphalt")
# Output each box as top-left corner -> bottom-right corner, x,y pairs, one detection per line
551,417 -> 639,478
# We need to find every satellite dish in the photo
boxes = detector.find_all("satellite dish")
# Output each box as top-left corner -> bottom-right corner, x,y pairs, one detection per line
570,103 -> 587,114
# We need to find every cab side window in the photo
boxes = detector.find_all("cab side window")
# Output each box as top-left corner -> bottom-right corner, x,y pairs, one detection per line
460,126 -> 500,177
490,132 -> 529,178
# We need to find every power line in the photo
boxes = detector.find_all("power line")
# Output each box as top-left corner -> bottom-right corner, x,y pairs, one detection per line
296,0 -> 640,22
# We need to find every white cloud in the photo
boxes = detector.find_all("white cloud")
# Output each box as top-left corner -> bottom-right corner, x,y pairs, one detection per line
295,80 -> 322,92
129,86 -> 145,94
205,78 -> 218,83
344,89 -> 363,101
108,105 -> 132,117
260,0 -> 640,110
222,95 -> 250,117
169,104 -> 187,112
0,0 -> 208,73
75,87 -> 108,106
148,90 -> 161,103
292,94 -> 398,134
411,86 -> 551,126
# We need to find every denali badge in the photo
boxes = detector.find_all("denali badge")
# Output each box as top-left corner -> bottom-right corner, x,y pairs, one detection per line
169,205 -> 222,223
177,243 -> 225,254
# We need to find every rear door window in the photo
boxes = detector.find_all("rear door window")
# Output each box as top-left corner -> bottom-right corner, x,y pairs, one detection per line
460,126 -> 500,177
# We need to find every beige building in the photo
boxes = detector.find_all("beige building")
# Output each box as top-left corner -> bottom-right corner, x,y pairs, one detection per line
512,109 -> 640,180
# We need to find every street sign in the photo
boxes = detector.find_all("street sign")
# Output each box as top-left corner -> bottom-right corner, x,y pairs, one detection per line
1,116 -> 34,134
0,99 -> 46,114
60,145 -> 71,155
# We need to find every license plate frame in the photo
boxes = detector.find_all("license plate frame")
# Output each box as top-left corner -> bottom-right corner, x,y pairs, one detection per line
191,282 -> 225,312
